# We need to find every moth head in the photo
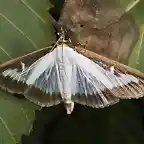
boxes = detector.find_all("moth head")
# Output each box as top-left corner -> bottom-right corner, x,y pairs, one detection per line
64,98 -> 74,114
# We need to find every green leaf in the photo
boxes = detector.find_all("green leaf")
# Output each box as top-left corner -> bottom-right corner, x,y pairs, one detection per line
129,25 -> 144,70
0,0 -> 55,61
0,92 -> 39,144
0,0 -> 55,143
128,0 -> 144,72
124,0 -> 140,12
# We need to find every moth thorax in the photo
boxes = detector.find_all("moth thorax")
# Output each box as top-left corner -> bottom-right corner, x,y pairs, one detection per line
63,98 -> 74,114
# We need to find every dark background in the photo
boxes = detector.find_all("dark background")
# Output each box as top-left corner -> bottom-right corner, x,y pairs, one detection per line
22,100 -> 144,144
21,1 -> 144,144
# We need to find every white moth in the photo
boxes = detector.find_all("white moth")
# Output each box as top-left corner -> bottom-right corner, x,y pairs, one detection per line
2,44 -> 144,114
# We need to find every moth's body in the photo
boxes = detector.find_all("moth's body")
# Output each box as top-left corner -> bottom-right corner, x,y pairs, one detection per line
0,42 -> 144,114
54,45 -> 75,114
64,99 -> 74,114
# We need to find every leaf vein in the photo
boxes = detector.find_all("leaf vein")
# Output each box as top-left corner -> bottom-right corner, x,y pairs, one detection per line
0,117 -> 17,144
20,107 -> 30,124
0,45 -> 13,59
0,13 -> 38,50
125,0 -> 140,12
21,0 -> 48,24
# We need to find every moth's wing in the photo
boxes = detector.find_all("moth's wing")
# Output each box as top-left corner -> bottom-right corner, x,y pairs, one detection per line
71,65 -> 120,108
0,47 -> 50,93
75,46 -> 144,100
0,47 -> 62,107
62,48 -> 118,108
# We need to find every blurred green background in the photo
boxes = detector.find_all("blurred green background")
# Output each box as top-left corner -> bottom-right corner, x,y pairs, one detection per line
0,0 -> 144,144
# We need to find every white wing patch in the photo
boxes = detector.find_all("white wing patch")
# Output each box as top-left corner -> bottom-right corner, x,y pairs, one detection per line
2,44 -> 144,108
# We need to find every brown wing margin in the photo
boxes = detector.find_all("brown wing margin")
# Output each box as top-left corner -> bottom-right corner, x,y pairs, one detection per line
71,89 -> 119,108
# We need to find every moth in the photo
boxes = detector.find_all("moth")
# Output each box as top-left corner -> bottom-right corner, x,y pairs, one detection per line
0,31 -> 143,115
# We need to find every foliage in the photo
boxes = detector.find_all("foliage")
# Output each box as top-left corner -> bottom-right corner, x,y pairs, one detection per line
0,0 -> 55,143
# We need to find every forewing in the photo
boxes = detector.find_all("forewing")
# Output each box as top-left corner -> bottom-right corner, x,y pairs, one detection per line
0,47 -> 62,107
74,46 -> 144,101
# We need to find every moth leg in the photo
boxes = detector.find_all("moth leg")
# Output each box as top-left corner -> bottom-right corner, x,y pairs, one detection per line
20,61 -> 25,71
